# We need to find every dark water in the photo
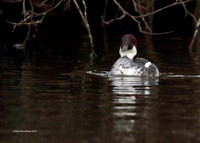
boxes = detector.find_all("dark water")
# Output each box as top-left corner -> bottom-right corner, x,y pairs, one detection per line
1,35 -> 200,143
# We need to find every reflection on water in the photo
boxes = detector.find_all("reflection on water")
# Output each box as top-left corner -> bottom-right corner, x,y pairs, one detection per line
1,36 -> 200,143
109,76 -> 159,142
109,76 -> 159,95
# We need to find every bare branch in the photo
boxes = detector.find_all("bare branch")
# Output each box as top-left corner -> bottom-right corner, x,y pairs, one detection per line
134,0 -> 194,19
101,14 -> 126,25
112,0 -> 173,35
103,0 -> 193,24
189,17 -> 200,51
73,0 -> 96,57
31,0 -> 64,16
7,0 -> 64,49
63,0 -> 72,11
178,0 -> 199,51
131,0 -> 152,32
179,0 -> 197,23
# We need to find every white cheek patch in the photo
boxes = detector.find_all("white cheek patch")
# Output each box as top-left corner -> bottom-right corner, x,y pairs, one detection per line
145,62 -> 151,68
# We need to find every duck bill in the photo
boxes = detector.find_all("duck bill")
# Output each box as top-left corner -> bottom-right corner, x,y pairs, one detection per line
122,45 -> 128,51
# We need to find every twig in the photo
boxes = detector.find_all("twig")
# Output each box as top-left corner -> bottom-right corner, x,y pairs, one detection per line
179,0 -> 197,23
31,0 -> 64,16
113,0 -> 173,35
101,14 -> 126,25
63,0 -> 71,11
189,17 -> 200,51
134,0 -> 193,19
8,0 -> 64,49
73,0 -> 97,57
103,0 -> 193,35
23,25 -> 31,47
132,0 -> 152,32
178,0 -> 199,51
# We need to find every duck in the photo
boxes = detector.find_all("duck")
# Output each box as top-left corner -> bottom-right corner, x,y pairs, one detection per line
108,34 -> 159,76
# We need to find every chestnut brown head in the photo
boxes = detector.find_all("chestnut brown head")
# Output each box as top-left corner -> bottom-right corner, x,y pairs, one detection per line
119,34 -> 137,60
121,34 -> 137,51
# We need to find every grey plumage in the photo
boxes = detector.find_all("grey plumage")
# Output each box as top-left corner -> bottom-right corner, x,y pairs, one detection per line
135,58 -> 159,76
109,57 -> 159,76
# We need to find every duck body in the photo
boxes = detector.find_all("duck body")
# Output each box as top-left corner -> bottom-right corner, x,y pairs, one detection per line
109,56 -> 159,76
109,34 -> 159,77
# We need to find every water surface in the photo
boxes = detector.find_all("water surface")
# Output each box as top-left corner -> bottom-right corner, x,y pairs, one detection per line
1,35 -> 200,143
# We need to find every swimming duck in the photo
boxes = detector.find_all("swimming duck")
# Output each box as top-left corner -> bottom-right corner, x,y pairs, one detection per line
109,34 -> 159,76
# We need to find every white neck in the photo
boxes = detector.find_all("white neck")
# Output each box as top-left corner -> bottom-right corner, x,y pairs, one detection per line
119,46 -> 137,60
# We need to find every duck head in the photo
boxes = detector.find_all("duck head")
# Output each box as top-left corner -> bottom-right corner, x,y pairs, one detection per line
119,34 -> 137,60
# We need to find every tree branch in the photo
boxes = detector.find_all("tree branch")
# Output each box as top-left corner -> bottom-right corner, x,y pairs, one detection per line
102,0 -> 193,35
189,17 -> 200,51
73,0 -> 96,57
112,0 -> 173,35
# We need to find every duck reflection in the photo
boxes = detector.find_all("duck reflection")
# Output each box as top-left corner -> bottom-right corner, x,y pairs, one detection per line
109,76 -> 159,95
108,76 -> 159,142
109,76 -> 159,119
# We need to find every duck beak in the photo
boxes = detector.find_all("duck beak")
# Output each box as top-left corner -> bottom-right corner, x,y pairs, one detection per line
122,45 -> 128,51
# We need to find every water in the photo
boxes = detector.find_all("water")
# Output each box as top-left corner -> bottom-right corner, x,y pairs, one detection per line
1,35 -> 200,143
